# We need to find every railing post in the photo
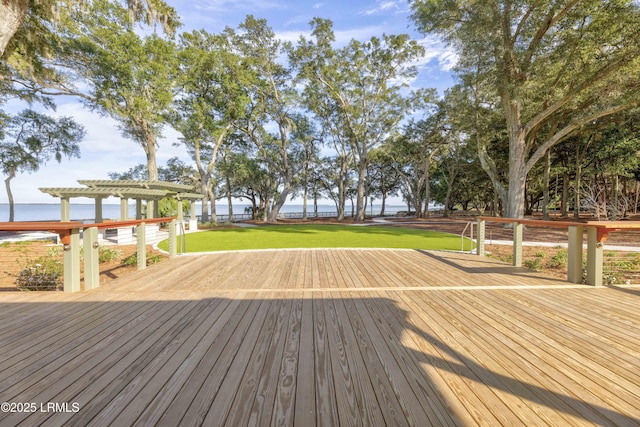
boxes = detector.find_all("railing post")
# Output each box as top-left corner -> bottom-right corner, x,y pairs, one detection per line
84,227 -> 100,290
168,219 -> 177,258
567,226 -> 583,284
513,221 -> 523,267
137,222 -> 146,270
477,218 -> 485,256
586,226 -> 603,286
63,227 -> 81,292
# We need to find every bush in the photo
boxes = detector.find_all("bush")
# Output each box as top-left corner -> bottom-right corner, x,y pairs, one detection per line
121,252 -> 162,267
15,256 -> 63,291
548,250 -> 568,268
99,246 -> 122,263
524,258 -> 543,271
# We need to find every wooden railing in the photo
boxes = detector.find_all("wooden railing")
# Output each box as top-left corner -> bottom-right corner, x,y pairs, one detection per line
476,217 -> 640,286
0,217 -> 177,293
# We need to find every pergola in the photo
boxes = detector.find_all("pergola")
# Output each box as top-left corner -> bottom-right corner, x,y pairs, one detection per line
40,180 -> 203,225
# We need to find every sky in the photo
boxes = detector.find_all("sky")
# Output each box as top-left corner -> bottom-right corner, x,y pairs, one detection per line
3,0 -> 457,204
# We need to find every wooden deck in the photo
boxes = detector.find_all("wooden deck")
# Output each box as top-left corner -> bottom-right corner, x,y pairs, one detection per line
1,249 -> 640,426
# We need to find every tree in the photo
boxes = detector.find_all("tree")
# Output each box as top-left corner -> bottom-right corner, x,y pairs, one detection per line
0,0 -> 178,58
60,2 -> 178,180
0,109 -> 84,221
172,29 -> 250,223
293,18 -> 426,221
231,16 -> 299,223
411,0 -> 640,218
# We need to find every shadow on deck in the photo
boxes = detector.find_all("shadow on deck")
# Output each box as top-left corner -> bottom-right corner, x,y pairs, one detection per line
1,249 -> 639,426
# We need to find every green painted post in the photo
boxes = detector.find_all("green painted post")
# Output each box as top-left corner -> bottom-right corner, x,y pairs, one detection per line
587,226 -> 603,287
137,222 -> 146,270
63,228 -> 81,292
476,219 -> 485,256
513,222 -> 523,267
567,226 -> 583,284
84,227 -> 100,290
169,219 -> 177,258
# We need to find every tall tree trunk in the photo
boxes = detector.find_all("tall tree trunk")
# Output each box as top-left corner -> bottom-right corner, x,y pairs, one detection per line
302,181 -> 308,220
574,145 -> 582,220
225,176 -> 233,222
269,185 -> 290,223
542,151 -> 551,220
4,170 -> 16,222
562,171 -> 569,217
0,0 -> 29,57
354,158 -> 367,222
143,131 -> 159,181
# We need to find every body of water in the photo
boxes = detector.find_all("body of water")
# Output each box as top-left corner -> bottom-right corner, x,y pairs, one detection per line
0,203 -> 419,222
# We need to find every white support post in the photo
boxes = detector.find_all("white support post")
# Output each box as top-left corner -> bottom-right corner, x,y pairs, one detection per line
95,198 -> 103,223
84,227 -> 100,290
147,200 -> 154,219
63,228 -> 81,293
137,222 -> 146,270
136,199 -> 143,220
169,219 -> 177,258
512,222 -> 523,267
189,201 -> 198,231
587,226 -> 603,287
567,226 -> 583,284
120,198 -> 129,220
61,197 -> 70,222
476,219 -> 485,256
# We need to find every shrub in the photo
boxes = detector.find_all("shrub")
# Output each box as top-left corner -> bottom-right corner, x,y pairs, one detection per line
15,256 -> 63,291
548,250 -> 568,268
524,258 -> 543,271
121,252 -> 162,267
98,246 -> 122,263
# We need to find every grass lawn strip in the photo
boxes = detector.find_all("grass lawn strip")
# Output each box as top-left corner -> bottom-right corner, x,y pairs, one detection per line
158,224 -> 474,253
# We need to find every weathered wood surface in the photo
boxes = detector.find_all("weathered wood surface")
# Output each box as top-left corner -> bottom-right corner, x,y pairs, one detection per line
1,249 -> 639,426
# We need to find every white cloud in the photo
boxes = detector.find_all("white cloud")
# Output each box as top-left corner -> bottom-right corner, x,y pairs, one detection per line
360,1 -> 406,16
313,3 -> 324,9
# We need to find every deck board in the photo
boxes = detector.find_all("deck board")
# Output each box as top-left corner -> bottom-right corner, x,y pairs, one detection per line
2,249 -> 640,426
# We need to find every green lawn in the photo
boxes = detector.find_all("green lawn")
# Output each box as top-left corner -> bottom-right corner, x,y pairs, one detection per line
158,224 -> 474,252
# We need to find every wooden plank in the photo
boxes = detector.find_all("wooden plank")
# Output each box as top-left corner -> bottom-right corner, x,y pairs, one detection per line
49,297 -> 229,426
155,295 -> 259,426
2,298 -> 202,426
224,294 -> 290,427
294,294 -> 316,425
131,296 -> 244,426
312,291 -> 339,426
260,296 -> 298,426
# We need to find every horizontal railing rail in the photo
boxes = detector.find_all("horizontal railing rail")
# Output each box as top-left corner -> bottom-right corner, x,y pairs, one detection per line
0,217 -> 177,293
476,217 -> 640,286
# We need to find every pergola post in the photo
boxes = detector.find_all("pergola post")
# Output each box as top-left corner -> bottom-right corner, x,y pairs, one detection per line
84,227 -> 100,290
61,197 -> 70,222
94,197 -> 103,223
147,200 -> 155,219
136,199 -> 143,220
189,201 -> 198,231
120,198 -> 129,220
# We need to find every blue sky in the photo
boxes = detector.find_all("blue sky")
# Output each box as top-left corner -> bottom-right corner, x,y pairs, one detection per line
4,0 -> 456,204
